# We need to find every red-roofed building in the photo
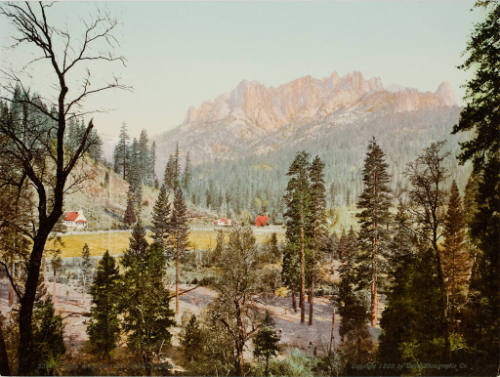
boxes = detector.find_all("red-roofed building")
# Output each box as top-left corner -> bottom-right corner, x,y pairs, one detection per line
63,210 -> 87,230
213,218 -> 232,227
255,215 -> 269,227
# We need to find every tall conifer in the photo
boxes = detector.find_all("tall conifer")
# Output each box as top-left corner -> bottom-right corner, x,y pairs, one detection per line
442,181 -> 470,333
307,155 -> 327,325
121,228 -> 175,374
169,188 -> 190,313
115,123 -> 129,179
87,251 -> 120,358
152,184 -> 171,249
283,151 -> 311,323
123,185 -> 136,227
355,137 -> 392,326
183,151 -> 192,191
164,154 -> 175,190
450,4 -> 499,372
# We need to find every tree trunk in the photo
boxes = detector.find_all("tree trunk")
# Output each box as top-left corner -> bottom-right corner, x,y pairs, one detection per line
82,275 -> 86,301
0,321 -> 10,376
328,306 -> 335,356
43,257 -> 47,290
300,224 -> 305,324
8,282 -> 13,308
371,170 -> 378,327
309,249 -> 315,326
237,348 -> 245,377
18,230 -> 51,375
8,260 -> 14,307
53,262 -> 57,307
175,250 -> 179,314
291,288 -> 297,312
432,210 -> 451,360
234,299 -> 246,376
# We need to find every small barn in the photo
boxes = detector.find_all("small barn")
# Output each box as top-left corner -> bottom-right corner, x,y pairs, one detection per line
63,210 -> 87,230
255,214 -> 269,227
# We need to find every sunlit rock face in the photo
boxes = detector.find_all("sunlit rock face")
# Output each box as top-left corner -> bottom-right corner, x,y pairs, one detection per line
155,71 -> 456,167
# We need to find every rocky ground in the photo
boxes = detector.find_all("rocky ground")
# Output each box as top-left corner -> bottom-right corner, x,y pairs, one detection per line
1,279 -> 344,357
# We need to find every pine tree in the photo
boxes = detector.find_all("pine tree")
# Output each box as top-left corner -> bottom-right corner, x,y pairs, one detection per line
127,220 -> 148,258
123,184 -> 136,227
182,151 -> 192,191
128,138 -> 140,188
173,143 -> 180,190
281,242 -> 300,312
31,273 -> 65,375
461,156 -> 500,374
79,243 -> 92,297
283,151 -> 311,323
355,137 -> 392,327
307,155 -> 327,325
152,184 -> 171,249
135,184 -> 143,214
387,202 -> 416,280
87,127 -> 103,163
114,123 -> 129,179
378,248 -> 447,376
451,3 -> 499,374
211,229 -> 224,264
441,181 -> 470,333
452,1 -> 499,171
463,173 -> 479,232
181,314 -> 203,363
336,229 -> 348,260
151,141 -> 157,187
377,204 -> 417,372
335,228 -> 367,340
120,228 -> 175,374
169,188 -> 189,314
138,129 -> 150,185
333,228 -> 373,374
253,311 -> 280,377
268,232 -> 281,263
87,251 -> 120,358
164,154 -> 175,190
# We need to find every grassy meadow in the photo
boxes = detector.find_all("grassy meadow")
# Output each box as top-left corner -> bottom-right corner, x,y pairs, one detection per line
50,227 -> 287,258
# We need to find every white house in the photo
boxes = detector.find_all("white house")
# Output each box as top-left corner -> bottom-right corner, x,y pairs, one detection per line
63,210 -> 87,230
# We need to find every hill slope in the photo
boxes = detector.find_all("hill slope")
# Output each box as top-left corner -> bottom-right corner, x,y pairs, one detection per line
63,159 -> 212,231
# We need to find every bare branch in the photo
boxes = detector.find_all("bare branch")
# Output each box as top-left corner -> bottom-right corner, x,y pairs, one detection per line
0,261 -> 22,300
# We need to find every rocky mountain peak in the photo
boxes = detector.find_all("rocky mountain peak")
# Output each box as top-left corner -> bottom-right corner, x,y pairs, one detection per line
181,71 -> 393,130
435,81 -> 455,106
162,71 -> 457,167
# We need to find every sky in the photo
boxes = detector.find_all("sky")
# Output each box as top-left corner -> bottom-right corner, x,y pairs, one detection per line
0,1 -> 483,138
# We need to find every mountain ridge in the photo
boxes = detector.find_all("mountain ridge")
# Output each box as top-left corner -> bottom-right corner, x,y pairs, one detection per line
180,71 -> 454,132
154,71 -> 457,172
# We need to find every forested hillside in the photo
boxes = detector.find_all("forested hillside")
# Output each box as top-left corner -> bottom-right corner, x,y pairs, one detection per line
186,106 -> 468,219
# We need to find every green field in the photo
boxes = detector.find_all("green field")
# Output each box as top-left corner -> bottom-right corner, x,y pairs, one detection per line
51,228 -> 285,258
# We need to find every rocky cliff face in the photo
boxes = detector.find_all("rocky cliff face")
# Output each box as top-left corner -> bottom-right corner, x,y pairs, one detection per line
156,71 -> 456,168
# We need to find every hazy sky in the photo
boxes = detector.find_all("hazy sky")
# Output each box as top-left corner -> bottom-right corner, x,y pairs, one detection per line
0,1 -> 483,138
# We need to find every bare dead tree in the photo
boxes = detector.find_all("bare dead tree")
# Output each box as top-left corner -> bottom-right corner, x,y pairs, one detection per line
0,2 -> 129,374
405,140 -> 452,359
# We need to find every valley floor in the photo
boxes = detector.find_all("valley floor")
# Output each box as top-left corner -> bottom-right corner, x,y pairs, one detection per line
50,225 -> 285,257
0,279 -> 361,359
